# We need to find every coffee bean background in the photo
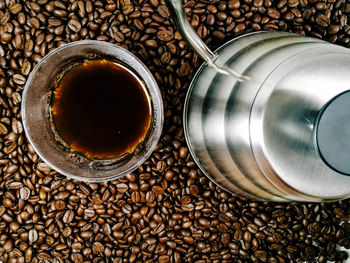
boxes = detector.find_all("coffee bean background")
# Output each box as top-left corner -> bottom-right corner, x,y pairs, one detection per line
0,0 -> 350,262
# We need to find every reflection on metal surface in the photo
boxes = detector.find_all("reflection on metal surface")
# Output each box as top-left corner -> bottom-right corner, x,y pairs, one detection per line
250,49 -> 350,199
168,0 -> 350,201
183,31 -> 350,202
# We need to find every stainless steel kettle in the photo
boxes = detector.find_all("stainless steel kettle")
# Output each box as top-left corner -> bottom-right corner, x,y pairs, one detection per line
168,0 -> 350,201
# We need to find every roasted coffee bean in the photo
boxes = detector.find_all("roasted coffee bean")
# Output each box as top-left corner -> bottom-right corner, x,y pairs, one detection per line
68,19 -> 82,32
316,14 -> 330,27
9,3 -> 22,14
12,74 -> 26,85
157,30 -> 174,42
92,242 -> 104,253
28,229 -> 38,243
229,0 -> 240,9
63,210 -> 74,223
157,5 -> 170,18
0,122 -> 8,134
267,8 -> 281,19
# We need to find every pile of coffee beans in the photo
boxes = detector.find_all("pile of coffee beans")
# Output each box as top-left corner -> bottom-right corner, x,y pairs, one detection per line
0,0 -> 349,262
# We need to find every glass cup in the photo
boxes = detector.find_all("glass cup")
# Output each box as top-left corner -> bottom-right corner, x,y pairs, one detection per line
22,40 -> 163,182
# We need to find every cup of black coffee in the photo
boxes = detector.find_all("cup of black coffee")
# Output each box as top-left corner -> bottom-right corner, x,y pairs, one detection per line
22,40 -> 163,181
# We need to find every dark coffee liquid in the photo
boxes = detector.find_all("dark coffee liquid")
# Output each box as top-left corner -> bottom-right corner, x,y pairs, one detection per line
51,60 -> 151,159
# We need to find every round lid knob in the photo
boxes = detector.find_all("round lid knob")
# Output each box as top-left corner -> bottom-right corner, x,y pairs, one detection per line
316,90 -> 350,175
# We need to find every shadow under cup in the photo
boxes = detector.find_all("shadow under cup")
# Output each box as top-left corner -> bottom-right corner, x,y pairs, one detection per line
22,40 -> 163,182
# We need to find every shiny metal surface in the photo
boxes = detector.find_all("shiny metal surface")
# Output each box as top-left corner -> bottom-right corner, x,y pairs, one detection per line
220,35 -> 324,201
250,47 -> 350,199
168,0 -> 350,201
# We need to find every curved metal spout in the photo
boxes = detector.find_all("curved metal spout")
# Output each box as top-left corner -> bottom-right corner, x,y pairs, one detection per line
167,0 -> 217,63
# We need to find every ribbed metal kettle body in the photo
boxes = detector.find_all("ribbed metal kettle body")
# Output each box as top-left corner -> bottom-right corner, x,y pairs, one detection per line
184,31 -> 350,202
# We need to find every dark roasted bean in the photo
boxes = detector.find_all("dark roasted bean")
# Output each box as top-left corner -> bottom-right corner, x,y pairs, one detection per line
157,30 -> 174,42
9,3 -> 22,14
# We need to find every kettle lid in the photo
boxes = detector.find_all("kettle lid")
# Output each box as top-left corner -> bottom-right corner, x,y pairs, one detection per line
250,46 -> 350,200
316,90 -> 350,175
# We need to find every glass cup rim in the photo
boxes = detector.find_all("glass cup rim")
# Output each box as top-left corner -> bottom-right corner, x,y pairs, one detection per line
22,40 -> 164,182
